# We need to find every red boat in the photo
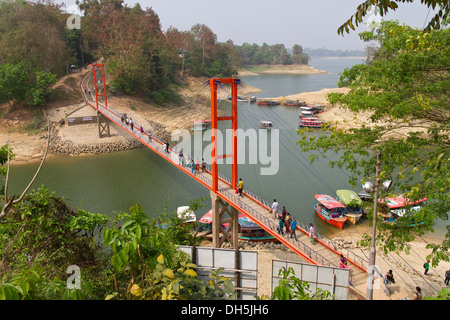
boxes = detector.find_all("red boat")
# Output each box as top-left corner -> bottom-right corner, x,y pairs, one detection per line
314,194 -> 347,229
298,117 -> 326,128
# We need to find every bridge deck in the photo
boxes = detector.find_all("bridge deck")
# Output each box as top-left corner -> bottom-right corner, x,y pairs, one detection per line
81,71 -> 368,289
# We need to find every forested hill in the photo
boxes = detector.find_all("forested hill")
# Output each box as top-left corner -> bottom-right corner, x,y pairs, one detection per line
0,0 -> 311,107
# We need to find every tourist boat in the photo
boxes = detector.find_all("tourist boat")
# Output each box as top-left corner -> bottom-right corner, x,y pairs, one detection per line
314,194 -> 347,229
310,104 -> 325,113
249,96 -> 257,103
196,209 -> 224,236
378,195 -> 427,227
227,95 -> 248,102
336,190 -> 363,225
299,110 -> 315,118
190,120 -> 211,131
259,120 -> 274,129
298,117 -> 326,128
284,99 -> 302,106
177,206 -> 196,223
223,214 -> 277,243
257,99 -> 280,106
237,215 -> 277,243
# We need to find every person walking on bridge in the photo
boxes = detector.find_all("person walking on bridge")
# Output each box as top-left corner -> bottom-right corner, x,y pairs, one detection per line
270,199 -> 279,219
237,178 -> 244,197
290,217 -> 297,240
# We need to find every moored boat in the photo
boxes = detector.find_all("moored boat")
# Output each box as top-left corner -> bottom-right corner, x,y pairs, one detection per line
190,120 -> 211,131
336,190 -> 363,225
284,99 -> 302,106
257,98 -> 280,106
224,214 -> 277,243
378,195 -> 427,227
314,194 -> 347,229
299,110 -> 315,118
259,120 -> 274,129
298,117 -> 326,128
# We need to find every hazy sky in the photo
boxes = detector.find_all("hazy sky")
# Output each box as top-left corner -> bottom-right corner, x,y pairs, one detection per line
61,0 -> 435,50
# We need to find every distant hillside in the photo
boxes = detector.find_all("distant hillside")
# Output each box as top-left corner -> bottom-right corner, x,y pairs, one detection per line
304,47 -> 366,57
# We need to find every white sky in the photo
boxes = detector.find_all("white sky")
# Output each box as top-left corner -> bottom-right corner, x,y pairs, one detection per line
62,0 -> 435,50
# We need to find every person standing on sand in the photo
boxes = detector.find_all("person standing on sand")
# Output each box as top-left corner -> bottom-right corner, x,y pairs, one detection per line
413,287 -> 423,300
237,178 -> 244,197
423,260 -> 430,275
130,118 -> 134,131
383,270 -> 395,299
444,268 -> 450,285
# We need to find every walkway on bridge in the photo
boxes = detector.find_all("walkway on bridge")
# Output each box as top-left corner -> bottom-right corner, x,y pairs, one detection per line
80,66 -> 369,292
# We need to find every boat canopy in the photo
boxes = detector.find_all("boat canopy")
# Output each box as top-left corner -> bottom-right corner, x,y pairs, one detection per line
379,195 -> 427,209
315,194 -> 346,209
336,190 -> 363,207
191,120 -> 211,123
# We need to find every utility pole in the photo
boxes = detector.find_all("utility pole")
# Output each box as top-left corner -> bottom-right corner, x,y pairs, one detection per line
367,150 -> 380,300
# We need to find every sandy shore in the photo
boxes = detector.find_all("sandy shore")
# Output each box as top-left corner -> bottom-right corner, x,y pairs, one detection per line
238,64 -> 327,76
1,70 -> 448,300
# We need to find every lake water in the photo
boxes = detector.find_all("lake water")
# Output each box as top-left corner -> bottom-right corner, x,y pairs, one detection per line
8,57 -> 447,238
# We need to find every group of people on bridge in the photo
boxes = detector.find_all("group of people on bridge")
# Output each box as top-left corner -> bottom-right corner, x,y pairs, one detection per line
270,199 -> 316,243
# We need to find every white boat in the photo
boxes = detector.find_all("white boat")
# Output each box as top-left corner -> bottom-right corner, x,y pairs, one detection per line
177,206 -> 196,223
259,120 -> 274,129
190,120 -> 211,131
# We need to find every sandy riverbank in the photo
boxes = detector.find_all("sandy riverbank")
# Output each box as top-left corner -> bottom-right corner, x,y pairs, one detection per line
238,64 -> 327,76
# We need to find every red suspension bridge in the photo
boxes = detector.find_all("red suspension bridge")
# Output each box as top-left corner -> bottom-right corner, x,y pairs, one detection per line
81,63 -> 369,293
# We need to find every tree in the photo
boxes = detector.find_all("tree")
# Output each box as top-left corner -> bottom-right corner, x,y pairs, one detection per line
297,20 -> 449,264
256,267 -> 332,300
338,0 -> 449,35
0,63 -> 28,109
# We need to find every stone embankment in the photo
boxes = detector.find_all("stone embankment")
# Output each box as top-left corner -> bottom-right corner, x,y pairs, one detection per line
48,127 -> 143,155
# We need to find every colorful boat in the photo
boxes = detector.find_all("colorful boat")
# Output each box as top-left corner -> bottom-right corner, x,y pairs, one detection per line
223,214 -> 277,243
259,120 -> 274,129
299,110 -> 315,118
196,209 -> 224,236
378,195 -> 427,227
190,120 -> 211,131
257,99 -> 280,106
336,190 -> 363,225
298,117 -> 326,128
314,194 -> 347,229
284,99 -> 302,106
309,104 -> 325,113
227,95 -> 248,102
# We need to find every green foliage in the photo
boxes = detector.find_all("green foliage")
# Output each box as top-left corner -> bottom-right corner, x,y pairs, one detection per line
27,70 -> 57,106
298,20 -> 450,264
256,267 -> 332,300
0,187 -> 105,281
424,288 -> 450,300
338,0 -> 449,35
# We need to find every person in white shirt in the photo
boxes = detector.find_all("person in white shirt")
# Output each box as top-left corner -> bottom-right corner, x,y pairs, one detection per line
270,199 -> 279,218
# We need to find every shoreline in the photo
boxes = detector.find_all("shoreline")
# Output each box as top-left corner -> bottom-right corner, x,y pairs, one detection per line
238,64 -> 327,76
